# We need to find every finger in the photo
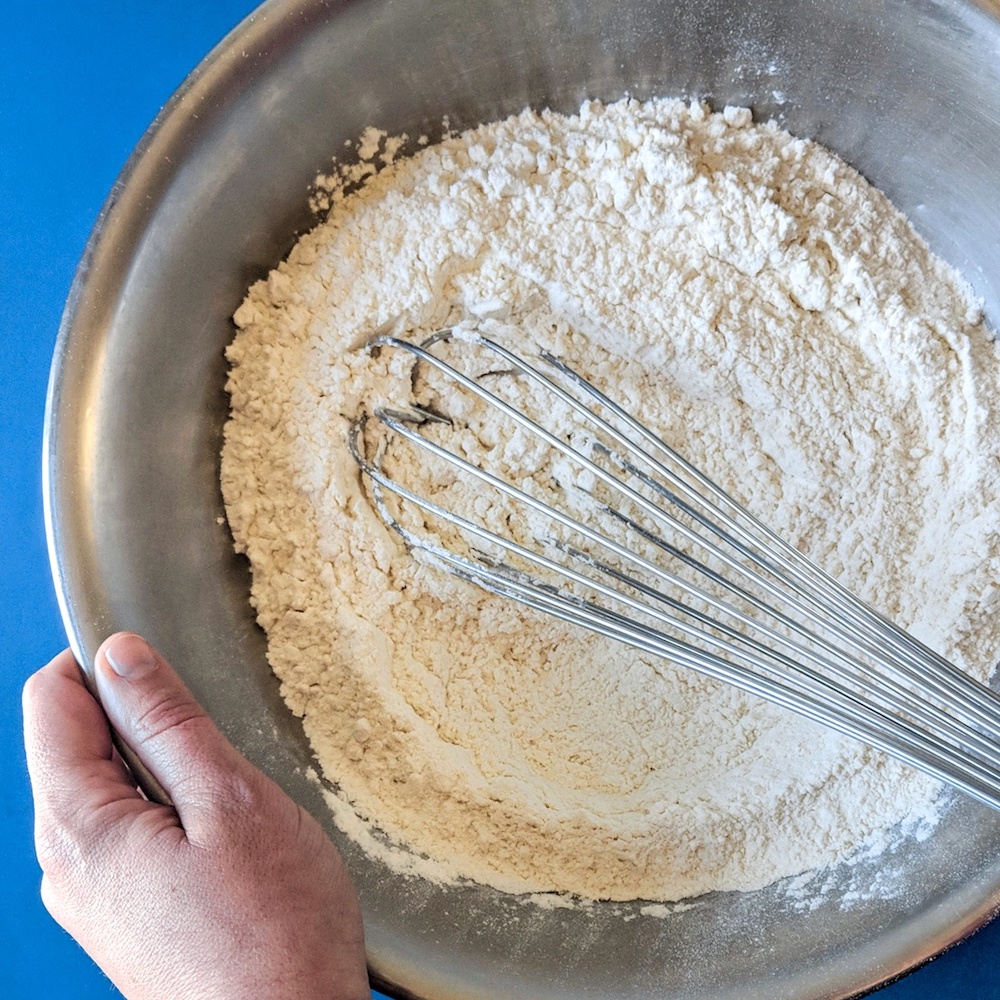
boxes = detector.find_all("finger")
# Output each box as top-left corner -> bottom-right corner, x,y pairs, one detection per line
94,632 -> 248,836
23,649 -> 142,824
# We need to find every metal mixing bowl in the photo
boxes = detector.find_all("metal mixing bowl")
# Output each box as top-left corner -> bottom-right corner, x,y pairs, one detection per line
45,0 -> 1000,997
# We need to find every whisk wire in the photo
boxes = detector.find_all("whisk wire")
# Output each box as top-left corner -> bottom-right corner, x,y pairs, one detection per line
512,337 -> 1000,732
354,440 -> 1000,808
397,333 -> 1000,736
538,342 -> 1000,726
351,330 -> 1000,812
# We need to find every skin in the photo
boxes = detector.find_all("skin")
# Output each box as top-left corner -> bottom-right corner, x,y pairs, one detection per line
22,632 -> 370,1000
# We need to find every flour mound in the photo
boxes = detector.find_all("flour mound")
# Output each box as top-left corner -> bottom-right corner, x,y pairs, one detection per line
222,97 -> 1000,902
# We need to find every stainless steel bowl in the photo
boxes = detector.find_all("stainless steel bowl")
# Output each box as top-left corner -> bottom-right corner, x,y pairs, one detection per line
45,0 -> 1000,997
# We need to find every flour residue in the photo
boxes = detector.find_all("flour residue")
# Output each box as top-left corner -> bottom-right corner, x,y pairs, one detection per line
222,97 -> 1000,903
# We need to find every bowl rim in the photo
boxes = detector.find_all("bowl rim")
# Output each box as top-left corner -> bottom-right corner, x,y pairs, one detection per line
43,1 -> 1000,998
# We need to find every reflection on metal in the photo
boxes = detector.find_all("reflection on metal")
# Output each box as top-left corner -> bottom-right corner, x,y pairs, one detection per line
44,1 -> 1000,998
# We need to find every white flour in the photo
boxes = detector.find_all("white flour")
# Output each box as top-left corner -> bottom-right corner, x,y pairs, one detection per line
221,98 -> 1000,902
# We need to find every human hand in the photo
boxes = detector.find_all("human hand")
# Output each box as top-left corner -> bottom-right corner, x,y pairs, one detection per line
22,633 -> 370,1000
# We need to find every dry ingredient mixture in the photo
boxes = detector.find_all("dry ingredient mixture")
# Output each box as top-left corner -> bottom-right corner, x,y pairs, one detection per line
221,97 -> 1000,903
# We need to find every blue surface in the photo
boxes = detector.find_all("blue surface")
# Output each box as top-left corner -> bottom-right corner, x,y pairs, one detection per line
1,1 -> 998,997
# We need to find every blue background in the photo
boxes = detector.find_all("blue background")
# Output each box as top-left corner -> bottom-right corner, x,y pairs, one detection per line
1,2 -> 997,997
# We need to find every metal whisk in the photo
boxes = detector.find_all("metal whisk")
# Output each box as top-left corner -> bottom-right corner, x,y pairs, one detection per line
349,327 -> 1000,812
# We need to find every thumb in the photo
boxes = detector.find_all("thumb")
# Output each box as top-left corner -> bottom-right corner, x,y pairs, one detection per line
95,632 -> 246,832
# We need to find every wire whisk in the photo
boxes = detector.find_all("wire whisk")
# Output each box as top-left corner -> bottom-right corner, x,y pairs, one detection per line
349,327 -> 1000,812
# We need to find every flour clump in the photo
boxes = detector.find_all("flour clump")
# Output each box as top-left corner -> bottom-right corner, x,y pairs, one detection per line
221,97 -> 1000,902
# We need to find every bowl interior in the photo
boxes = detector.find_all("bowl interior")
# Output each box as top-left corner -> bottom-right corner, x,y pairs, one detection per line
46,0 -> 1000,997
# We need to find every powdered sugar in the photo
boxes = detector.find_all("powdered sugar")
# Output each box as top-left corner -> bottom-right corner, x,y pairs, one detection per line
222,97 -> 1000,903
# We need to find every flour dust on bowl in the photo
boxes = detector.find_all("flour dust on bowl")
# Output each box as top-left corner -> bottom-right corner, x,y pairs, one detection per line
223,95 -> 1000,904
43,1 -> 1000,998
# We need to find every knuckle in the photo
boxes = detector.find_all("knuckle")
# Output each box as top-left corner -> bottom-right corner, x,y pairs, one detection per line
207,768 -> 264,826
130,691 -> 207,748
21,669 -> 44,708
183,767 -> 281,850
33,815 -> 85,890
32,792 -> 121,886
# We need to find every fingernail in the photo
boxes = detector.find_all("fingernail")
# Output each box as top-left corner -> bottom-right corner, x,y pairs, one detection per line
104,633 -> 158,679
